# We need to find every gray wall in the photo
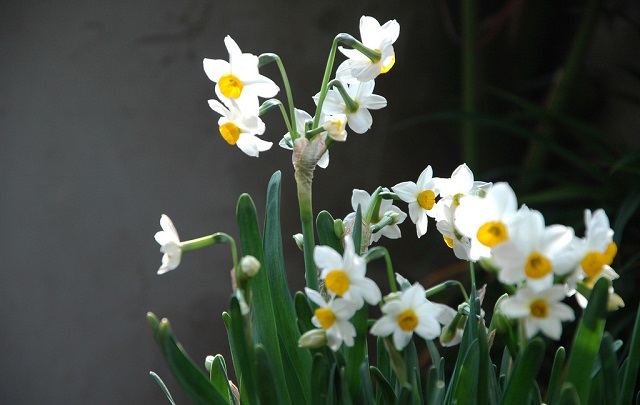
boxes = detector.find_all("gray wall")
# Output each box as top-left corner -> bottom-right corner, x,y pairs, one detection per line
1,0 -> 638,403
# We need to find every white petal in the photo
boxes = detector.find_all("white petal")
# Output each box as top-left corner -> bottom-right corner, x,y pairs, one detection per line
314,245 -> 344,270
203,58 -> 229,82
370,316 -> 397,336
305,287 -> 328,308
392,182 -> 418,203
393,329 -> 413,351
352,278 -> 381,305
348,109 -> 373,134
360,94 -> 387,110
538,317 -> 563,340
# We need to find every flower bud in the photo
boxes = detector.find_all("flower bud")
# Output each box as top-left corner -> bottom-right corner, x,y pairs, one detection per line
293,233 -> 304,251
607,292 -> 625,311
205,355 -> 215,373
333,219 -> 345,239
240,255 -> 260,278
298,329 -> 327,349
383,291 -> 402,303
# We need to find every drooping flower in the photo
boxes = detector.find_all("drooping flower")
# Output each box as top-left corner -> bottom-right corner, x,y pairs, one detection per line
491,210 -> 580,291
435,198 -> 472,260
392,165 -> 440,237
203,36 -> 279,111
314,80 -> 387,134
322,114 -> 348,142
208,98 -> 271,157
336,16 -> 400,83
314,236 -> 381,306
155,214 -> 182,275
304,288 -> 359,351
370,283 -> 442,351
454,182 -> 519,261
278,108 -> 329,168
499,285 -> 575,340
344,188 -> 407,245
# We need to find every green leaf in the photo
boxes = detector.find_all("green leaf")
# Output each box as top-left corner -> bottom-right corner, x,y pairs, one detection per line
236,192 -> 291,405
263,171 -> 311,404
255,344 -> 286,405
316,210 -> 343,253
208,355 -> 233,405
501,337 -> 546,405
619,302 -> 640,405
360,361 -> 376,405
294,291 -> 315,333
599,334 -> 619,405
151,316 -> 229,405
451,339 -> 480,405
425,365 -> 445,405
149,371 -> 177,405
546,346 -> 566,405
370,366 -> 396,405
311,353 -> 330,405
339,366 -> 354,405
558,383 -> 580,405
345,304 -> 369,400
564,277 -> 610,404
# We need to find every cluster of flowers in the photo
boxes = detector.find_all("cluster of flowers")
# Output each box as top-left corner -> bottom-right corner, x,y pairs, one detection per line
202,16 -> 398,159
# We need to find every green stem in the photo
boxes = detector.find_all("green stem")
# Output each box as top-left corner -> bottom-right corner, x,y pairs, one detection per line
297,178 -> 319,291
468,260 -> 476,291
259,53 -> 297,140
327,79 -> 359,113
259,99 -> 292,136
461,0 -> 478,170
424,280 -> 470,302
180,232 -> 238,270
363,246 -> 397,293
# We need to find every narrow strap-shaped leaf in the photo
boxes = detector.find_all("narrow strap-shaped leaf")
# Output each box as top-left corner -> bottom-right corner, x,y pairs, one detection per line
599,333 -> 619,405
294,291 -> 315,333
149,371 -> 177,405
155,318 -> 229,405
425,365 -> 445,405
376,336 -> 394,388
564,277 -> 610,404
619,302 -> 640,405
345,305 -> 369,400
316,210 -> 343,253
411,367 -> 423,405
370,366 -> 396,405
530,381 -> 542,405
208,355 -> 233,405
264,172 -> 311,404
352,206 -> 363,255
587,370 -> 604,405
340,366 -> 354,405
225,298 -> 258,405
558,383 -> 580,405
501,337 -> 546,405
236,193 -> 292,405
254,344 -> 286,405
359,361 -> 376,405
546,346 -> 566,405
451,339 -> 480,405
396,386 -> 413,405
311,353 -> 330,405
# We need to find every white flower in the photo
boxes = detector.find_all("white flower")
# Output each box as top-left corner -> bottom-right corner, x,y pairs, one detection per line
314,81 -> 387,134
154,214 -> 182,275
203,36 -> 279,111
454,182 -> 519,261
322,114 -> 348,142
278,109 -> 329,168
499,285 -> 575,340
392,165 -> 440,237
435,198 -> 472,260
491,210 -> 580,291
344,188 -> 407,245
336,16 -> 400,83
315,236 -> 381,306
208,98 -> 271,157
304,288 -> 359,351
370,283 -> 442,351
576,209 -> 619,282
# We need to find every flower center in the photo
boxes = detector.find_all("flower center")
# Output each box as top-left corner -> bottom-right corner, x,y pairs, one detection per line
443,235 -> 454,249
325,270 -> 350,296
453,193 -> 464,206
219,122 -> 241,145
604,242 -> 617,264
417,190 -> 436,210
529,299 -> 548,318
314,308 -> 336,330
380,53 -> 396,74
476,221 -> 508,247
397,309 -> 418,332
581,252 -> 606,278
218,74 -> 244,99
525,252 -> 552,279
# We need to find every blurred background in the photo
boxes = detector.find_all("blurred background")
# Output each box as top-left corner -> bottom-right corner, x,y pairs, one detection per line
1,0 -> 639,403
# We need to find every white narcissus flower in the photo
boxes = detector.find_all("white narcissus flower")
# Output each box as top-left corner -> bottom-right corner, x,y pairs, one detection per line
370,283 -> 442,351
304,288 -> 359,351
314,236 -> 382,306
392,165 -> 440,238
208,98 -> 271,157
576,209 -> 619,282
154,214 -> 182,275
322,114 -> 348,142
344,188 -> 407,245
454,182 -> 519,261
499,285 -> 575,340
314,81 -> 387,134
278,109 -> 329,168
491,210 -> 580,291
435,198 -> 472,261
203,36 -> 279,111
336,16 -> 400,83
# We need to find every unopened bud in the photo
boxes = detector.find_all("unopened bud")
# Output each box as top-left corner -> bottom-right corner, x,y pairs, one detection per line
439,321 -> 460,347
298,329 -> 327,349
383,291 -> 402,303
333,219 -> 345,239
240,255 -> 260,278
205,355 -> 215,373
293,233 -> 304,251
607,292 -> 625,311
